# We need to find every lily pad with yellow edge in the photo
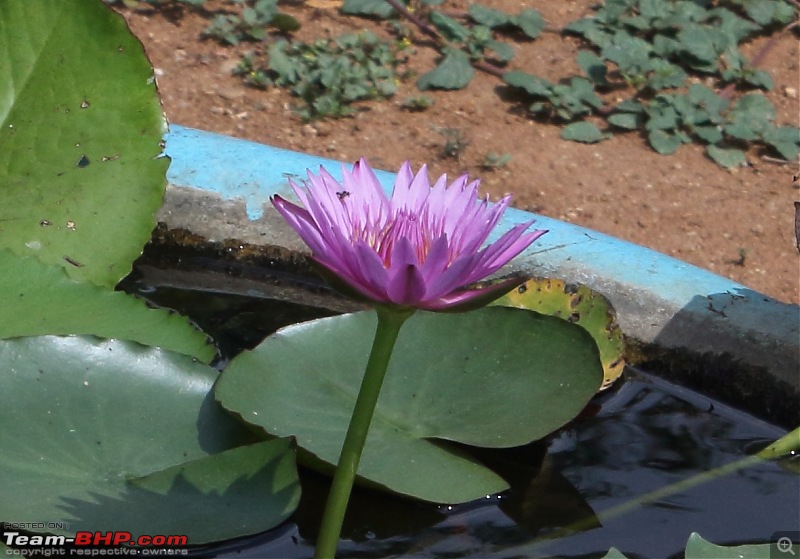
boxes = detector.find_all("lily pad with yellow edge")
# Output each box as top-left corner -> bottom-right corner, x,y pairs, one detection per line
491,277 -> 625,390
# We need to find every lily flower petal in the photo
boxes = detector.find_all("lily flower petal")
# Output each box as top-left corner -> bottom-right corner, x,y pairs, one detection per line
270,160 -> 546,310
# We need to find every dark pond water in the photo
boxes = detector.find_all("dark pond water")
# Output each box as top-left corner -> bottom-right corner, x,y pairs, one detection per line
120,262 -> 799,559
184,368 -> 796,559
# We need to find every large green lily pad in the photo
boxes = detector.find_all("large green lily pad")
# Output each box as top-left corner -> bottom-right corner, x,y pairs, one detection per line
0,0 -> 168,287
0,249 -> 214,361
0,335 -> 299,543
492,277 -> 625,389
216,307 -> 603,503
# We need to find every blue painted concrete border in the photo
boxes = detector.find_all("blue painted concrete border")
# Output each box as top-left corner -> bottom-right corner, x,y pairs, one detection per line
163,125 -> 799,392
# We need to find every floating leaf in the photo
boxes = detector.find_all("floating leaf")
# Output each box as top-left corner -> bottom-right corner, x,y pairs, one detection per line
561,122 -> 611,144
684,533 -> 773,559
0,336 -> 298,543
492,278 -> 624,389
216,307 -> 603,503
601,549 -> 631,559
602,534 -> 778,559
706,144 -> 746,168
125,440 -> 300,543
0,0 -> 168,287
0,250 -> 214,362
417,48 -> 474,90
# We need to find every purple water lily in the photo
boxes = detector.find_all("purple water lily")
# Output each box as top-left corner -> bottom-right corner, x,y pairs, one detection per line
271,158 -> 547,311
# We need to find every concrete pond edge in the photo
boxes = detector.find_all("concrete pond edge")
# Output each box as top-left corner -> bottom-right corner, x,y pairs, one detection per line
157,124 -> 799,427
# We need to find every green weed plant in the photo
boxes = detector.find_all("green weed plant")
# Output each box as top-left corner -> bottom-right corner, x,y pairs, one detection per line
110,0 -> 798,167
188,0 -> 797,168
235,30 -> 403,119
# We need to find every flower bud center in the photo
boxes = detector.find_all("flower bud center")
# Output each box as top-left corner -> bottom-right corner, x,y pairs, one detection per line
371,210 -> 435,268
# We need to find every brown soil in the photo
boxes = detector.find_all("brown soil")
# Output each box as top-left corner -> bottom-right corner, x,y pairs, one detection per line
119,1 -> 800,304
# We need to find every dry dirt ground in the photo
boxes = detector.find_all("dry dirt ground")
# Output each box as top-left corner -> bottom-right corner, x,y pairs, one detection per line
118,1 -> 800,304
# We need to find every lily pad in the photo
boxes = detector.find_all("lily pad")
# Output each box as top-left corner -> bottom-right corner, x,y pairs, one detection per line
601,549 -> 630,559
492,278 -> 625,389
602,534 -> 776,559
216,306 -> 603,503
0,0 -> 168,287
684,533 -> 774,559
0,335 -> 298,543
0,249 -> 214,362
111,439 -> 300,543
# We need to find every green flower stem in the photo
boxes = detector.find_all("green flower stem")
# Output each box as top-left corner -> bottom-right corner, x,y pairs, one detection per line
314,306 -> 415,559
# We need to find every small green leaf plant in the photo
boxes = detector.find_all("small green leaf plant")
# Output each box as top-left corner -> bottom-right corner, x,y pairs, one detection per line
105,0 -> 299,45
202,0 -> 300,45
111,0 -> 798,167
103,0 -> 206,8
235,30 -> 404,120
338,0 -> 797,167
480,152 -> 512,170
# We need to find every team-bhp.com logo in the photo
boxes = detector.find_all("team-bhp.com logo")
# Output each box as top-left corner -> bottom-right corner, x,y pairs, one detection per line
3,530 -> 189,556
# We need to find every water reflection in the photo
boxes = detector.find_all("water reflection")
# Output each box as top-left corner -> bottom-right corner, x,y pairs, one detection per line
208,368 -> 798,558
